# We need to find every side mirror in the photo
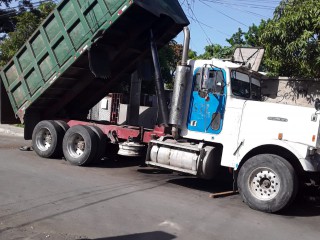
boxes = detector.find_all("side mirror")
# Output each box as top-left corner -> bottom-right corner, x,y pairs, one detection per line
315,98 -> 320,111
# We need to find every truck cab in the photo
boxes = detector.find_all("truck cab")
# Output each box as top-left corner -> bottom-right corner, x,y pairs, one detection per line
147,56 -> 320,212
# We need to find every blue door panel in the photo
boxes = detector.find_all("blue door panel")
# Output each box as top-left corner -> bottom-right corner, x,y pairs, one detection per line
187,68 -> 226,134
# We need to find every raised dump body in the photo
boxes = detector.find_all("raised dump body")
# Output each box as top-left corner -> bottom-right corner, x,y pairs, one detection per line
0,0 -> 189,130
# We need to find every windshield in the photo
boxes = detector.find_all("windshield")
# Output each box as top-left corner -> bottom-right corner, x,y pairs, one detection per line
231,70 -> 261,100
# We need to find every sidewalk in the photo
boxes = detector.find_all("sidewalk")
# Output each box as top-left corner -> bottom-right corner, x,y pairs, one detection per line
0,124 -> 24,137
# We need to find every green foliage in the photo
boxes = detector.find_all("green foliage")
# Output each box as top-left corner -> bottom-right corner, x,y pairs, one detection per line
0,1 -> 56,66
260,0 -> 320,77
0,0 -> 17,40
198,21 -> 267,62
226,28 -> 245,46
159,40 -> 184,89
244,20 -> 268,47
198,44 -> 234,60
188,49 -> 197,60
0,1 -> 37,40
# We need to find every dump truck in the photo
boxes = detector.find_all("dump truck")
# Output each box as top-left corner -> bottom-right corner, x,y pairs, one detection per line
1,0 -> 320,213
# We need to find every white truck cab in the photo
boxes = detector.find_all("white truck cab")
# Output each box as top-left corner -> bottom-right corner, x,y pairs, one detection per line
182,58 -> 320,173
147,57 -> 320,212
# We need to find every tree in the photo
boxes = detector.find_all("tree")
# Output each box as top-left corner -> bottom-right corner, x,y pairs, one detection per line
226,28 -> 245,46
197,20 -> 268,62
198,44 -> 233,60
0,1 -> 56,66
244,20 -> 268,47
0,0 -> 17,40
260,0 -> 320,77
188,49 -> 197,59
158,40 -> 184,89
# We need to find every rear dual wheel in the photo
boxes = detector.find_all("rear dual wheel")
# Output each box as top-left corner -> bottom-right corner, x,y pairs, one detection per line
88,126 -> 107,162
32,120 -> 67,158
62,125 -> 106,166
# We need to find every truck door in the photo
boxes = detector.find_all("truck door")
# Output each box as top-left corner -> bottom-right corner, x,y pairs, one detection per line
187,67 -> 226,134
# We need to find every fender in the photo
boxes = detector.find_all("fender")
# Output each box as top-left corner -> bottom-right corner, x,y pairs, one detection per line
235,138 -> 319,172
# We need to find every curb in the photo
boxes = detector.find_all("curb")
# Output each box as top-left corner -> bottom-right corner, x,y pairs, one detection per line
0,124 -> 24,137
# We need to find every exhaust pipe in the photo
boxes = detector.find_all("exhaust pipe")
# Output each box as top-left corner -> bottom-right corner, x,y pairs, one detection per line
150,30 -> 169,126
169,27 -> 191,139
181,27 -> 190,66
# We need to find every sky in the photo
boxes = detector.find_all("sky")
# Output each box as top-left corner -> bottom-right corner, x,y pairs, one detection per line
176,0 -> 281,54
1,0 -> 281,54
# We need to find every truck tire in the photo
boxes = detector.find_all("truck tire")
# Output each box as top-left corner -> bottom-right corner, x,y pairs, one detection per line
32,120 -> 64,158
54,120 -> 70,133
88,125 -> 107,162
237,154 -> 298,213
62,125 -> 98,166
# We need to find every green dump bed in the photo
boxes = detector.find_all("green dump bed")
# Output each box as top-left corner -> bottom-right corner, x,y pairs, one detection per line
0,0 -> 189,125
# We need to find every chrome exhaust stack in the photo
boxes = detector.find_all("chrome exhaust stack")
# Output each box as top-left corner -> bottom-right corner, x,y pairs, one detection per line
169,27 -> 191,138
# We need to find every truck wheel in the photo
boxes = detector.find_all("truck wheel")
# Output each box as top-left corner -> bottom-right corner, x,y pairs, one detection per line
32,120 -> 64,158
54,120 -> 70,133
88,126 -> 107,162
62,125 -> 98,166
237,154 -> 298,213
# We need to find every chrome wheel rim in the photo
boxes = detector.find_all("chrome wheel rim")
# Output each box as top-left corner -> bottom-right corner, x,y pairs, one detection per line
67,133 -> 85,158
248,167 -> 281,201
36,128 -> 52,151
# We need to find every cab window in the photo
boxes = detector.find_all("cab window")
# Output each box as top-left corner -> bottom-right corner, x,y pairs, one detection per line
231,71 -> 250,98
231,71 -> 262,100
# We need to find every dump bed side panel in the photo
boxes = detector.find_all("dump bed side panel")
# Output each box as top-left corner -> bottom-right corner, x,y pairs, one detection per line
0,0 -> 189,124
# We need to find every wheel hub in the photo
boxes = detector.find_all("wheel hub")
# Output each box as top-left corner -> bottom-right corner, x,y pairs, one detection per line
248,168 -> 281,201
260,178 -> 271,189
36,128 -> 52,151
77,141 -> 85,151
67,134 -> 85,158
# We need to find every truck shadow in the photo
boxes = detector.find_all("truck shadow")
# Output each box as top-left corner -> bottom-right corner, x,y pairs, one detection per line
167,176 -> 233,194
167,175 -> 320,217
137,168 -> 175,175
280,186 -> 320,217
91,156 -> 144,168
80,231 -> 176,240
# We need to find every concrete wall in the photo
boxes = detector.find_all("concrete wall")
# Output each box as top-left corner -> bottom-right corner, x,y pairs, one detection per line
261,77 -> 320,108
88,96 -> 112,122
118,104 -> 159,129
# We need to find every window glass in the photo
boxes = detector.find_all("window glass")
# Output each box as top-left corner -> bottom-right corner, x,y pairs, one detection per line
251,77 -> 261,100
194,71 -> 202,91
194,68 -> 225,94
231,71 -> 250,98
212,71 -> 224,94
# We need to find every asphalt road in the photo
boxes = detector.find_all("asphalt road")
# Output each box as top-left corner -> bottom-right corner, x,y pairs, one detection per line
0,134 -> 320,240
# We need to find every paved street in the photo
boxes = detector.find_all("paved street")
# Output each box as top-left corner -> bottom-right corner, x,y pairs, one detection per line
0,134 -> 320,240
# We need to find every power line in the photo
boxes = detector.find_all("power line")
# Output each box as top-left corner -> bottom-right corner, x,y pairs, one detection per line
185,1 -> 214,45
199,0 -> 249,27
181,0 -> 232,38
207,1 -> 270,18
200,0 -> 276,10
